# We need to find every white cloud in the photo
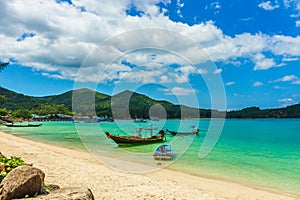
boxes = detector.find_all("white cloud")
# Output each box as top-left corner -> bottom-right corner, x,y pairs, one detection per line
225,81 -> 235,86
268,35 -> 300,56
272,75 -> 300,85
173,65 -> 208,81
0,0 -> 300,84
283,0 -> 300,25
278,98 -> 295,107
161,87 -> 197,96
253,81 -> 263,87
292,80 -> 300,84
176,0 -> 184,18
273,75 -> 298,82
282,57 -> 299,62
258,1 -> 279,10
205,2 -> 221,14
197,68 -> 208,74
278,98 -> 293,102
234,33 -> 266,53
177,0 -> 184,8
118,67 -> 167,84
159,75 -> 171,83
253,54 -> 276,70
175,65 -> 196,81
214,68 -> 222,74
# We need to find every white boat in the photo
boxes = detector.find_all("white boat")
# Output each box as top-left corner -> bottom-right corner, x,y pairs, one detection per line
153,144 -> 173,160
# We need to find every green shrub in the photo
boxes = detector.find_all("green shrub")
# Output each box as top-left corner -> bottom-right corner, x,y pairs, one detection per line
0,156 -> 26,182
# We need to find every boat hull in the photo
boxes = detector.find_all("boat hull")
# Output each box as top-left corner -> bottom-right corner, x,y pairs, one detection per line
105,132 -> 165,146
6,123 -> 42,127
166,129 -> 199,136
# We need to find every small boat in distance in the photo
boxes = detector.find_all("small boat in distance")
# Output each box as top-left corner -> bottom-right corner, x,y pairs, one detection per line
153,144 -> 173,160
5,122 -> 42,127
150,116 -> 159,121
134,118 -> 147,123
98,116 -> 114,122
166,128 -> 199,136
105,129 -> 165,146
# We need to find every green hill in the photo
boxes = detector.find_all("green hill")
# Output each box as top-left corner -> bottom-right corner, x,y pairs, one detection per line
0,86 -> 299,118
227,104 -> 300,118
36,88 -> 110,112
0,87 -> 41,110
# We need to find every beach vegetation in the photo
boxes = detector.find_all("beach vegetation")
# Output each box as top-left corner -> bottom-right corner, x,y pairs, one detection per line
0,108 -> 8,116
0,156 -> 26,182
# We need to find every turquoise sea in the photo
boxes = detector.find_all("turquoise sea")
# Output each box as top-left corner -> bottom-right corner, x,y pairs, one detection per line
1,119 -> 299,197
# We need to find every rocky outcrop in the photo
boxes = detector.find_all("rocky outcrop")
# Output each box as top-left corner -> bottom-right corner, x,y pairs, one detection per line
0,153 -> 94,200
23,187 -> 94,200
0,165 -> 45,200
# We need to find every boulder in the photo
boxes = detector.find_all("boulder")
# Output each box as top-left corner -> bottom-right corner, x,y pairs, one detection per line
23,187 -> 94,200
0,165 -> 45,200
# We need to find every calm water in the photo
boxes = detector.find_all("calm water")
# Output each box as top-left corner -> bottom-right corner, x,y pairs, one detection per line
1,119 -> 299,196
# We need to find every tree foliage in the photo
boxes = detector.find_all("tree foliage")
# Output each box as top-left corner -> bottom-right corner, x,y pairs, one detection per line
0,108 -> 8,116
12,109 -> 31,119
31,103 -> 69,116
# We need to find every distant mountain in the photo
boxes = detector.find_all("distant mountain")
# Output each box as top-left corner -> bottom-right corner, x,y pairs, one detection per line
0,86 -> 299,118
227,104 -> 300,118
36,88 -> 110,111
0,87 -> 41,110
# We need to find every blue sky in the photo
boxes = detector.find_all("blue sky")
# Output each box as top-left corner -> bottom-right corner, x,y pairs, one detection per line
0,0 -> 300,110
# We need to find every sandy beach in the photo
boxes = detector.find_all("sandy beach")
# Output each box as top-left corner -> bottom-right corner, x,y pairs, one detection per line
0,130 -> 297,200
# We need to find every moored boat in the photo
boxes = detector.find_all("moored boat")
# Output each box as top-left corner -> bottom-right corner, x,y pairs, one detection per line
134,118 -> 147,123
27,123 -> 42,127
5,122 -> 42,127
153,144 -> 173,160
166,128 -> 199,136
105,129 -> 165,146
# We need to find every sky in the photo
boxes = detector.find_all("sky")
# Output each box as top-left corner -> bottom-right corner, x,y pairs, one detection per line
0,0 -> 300,110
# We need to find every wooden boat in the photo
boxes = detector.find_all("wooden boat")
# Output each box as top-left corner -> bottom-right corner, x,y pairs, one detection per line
166,128 -> 199,136
105,129 -> 165,146
27,123 -> 43,127
5,123 -> 42,127
134,118 -> 147,123
153,144 -> 173,160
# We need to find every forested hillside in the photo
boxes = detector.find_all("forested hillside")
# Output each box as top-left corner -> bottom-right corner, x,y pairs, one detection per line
0,87 -> 299,119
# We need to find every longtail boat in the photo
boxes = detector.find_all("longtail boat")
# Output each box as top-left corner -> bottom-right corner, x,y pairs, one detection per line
166,128 -> 199,136
105,129 -> 165,146
5,123 -> 42,127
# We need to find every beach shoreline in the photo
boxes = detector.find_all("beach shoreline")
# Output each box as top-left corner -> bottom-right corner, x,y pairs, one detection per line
0,130 -> 297,200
